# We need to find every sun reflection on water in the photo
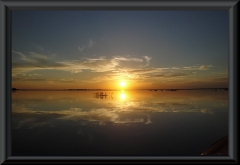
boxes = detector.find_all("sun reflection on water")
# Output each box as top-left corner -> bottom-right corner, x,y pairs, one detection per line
120,92 -> 126,100
12,90 -> 228,126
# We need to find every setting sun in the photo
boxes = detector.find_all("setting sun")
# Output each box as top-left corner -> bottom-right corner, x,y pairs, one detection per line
120,81 -> 126,88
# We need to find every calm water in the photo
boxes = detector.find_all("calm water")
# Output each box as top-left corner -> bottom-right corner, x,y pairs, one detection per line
12,90 -> 228,156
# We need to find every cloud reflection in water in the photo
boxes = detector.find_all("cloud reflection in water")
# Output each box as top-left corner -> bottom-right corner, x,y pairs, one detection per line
12,90 -> 228,128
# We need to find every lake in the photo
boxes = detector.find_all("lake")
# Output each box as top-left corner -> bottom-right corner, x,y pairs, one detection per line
12,90 -> 228,156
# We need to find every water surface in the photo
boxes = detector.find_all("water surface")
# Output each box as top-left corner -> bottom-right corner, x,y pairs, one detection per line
12,90 -> 228,156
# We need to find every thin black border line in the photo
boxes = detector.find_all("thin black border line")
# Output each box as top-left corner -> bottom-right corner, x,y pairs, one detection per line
0,0 -> 239,164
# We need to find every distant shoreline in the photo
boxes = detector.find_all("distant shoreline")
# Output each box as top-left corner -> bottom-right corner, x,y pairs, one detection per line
11,88 -> 228,91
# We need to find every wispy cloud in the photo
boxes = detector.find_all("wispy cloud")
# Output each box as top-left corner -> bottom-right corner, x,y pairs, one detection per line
12,50 -> 66,74
198,65 -> 213,70
149,72 -> 188,78
183,65 -> 213,71
78,45 -> 85,52
113,56 -> 143,62
12,51 -> 61,66
128,68 -> 158,74
12,77 -> 46,82
28,52 -> 48,60
143,56 -> 151,66
88,39 -> 95,48
12,75 -> 77,83
12,50 -> 218,85
31,43 -> 44,51
12,51 -> 149,74
12,50 -> 36,63
19,54 -> 210,75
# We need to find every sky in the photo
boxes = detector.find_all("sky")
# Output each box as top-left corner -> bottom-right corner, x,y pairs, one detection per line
12,10 -> 229,89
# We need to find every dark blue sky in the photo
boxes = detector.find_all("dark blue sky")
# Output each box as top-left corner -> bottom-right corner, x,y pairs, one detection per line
12,10 -> 229,89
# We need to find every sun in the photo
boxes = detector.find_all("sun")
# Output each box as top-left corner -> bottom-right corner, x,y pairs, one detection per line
119,81 -> 126,87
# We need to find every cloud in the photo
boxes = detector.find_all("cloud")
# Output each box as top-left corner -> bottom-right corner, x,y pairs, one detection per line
12,50 -> 217,85
183,65 -> 213,71
78,45 -> 85,52
28,52 -> 48,60
12,51 -> 68,74
183,66 -> 194,69
198,65 -> 213,70
13,51 -> 50,63
113,56 -> 143,62
59,56 -> 119,73
128,68 -> 159,74
149,72 -> 188,78
88,39 -> 95,48
126,68 -> 194,79
12,75 -> 77,83
12,77 -> 46,82
12,51 -> 151,74
143,56 -> 151,66
12,50 -> 36,63
60,56 -> 146,73
31,43 -> 44,51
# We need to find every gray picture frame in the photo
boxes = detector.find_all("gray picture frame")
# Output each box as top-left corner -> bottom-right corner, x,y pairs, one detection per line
0,0 -> 238,164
